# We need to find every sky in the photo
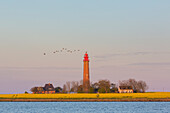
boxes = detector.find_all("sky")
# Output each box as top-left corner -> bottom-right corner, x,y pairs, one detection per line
0,0 -> 170,93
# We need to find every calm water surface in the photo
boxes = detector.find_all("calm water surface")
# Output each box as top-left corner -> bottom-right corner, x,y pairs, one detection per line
0,102 -> 170,113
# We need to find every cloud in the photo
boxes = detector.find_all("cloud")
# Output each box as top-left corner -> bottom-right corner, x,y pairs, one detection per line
0,67 -> 81,70
93,51 -> 170,60
93,53 -> 122,59
129,62 -> 170,66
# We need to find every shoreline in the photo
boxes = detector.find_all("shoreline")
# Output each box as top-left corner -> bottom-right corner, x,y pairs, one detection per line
1,98 -> 170,102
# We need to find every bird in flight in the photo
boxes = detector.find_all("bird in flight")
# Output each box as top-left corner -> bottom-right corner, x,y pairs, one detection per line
43,48 -> 81,56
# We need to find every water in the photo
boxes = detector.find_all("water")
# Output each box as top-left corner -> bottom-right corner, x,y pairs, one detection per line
0,102 -> 170,113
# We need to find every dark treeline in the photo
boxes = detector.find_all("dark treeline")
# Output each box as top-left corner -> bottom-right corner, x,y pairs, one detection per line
60,80 -> 118,93
30,78 -> 148,93
55,79 -> 148,93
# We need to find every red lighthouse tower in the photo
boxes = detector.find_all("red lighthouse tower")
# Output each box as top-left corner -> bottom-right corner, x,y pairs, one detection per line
83,52 -> 90,93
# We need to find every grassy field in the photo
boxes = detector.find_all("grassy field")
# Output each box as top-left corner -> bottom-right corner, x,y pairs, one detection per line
0,92 -> 170,99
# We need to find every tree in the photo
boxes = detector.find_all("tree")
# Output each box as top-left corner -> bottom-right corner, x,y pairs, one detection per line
79,80 -> 83,86
71,81 -> 79,93
91,82 -> 99,93
62,84 -> 67,93
55,87 -> 62,93
66,81 -> 71,93
25,91 -> 28,94
77,85 -> 83,93
89,87 -> 95,93
110,83 -> 118,93
30,87 -> 38,93
137,80 -> 148,93
98,80 -> 111,93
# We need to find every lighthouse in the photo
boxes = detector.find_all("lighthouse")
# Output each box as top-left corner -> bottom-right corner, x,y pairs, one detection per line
83,52 -> 90,93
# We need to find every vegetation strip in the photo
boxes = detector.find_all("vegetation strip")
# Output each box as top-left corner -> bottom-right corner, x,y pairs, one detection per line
0,99 -> 170,102
1,92 -> 170,99
1,92 -> 170,102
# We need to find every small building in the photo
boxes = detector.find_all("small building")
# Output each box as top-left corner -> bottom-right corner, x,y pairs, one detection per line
118,86 -> 133,93
44,83 -> 55,94
37,87 -> 45,94
32,83 -> 55,94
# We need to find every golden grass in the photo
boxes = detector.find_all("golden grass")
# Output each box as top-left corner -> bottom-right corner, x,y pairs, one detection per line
0,92 -> 170,99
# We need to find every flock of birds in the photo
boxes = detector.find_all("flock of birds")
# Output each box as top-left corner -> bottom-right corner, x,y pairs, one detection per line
43,48 -> 81,55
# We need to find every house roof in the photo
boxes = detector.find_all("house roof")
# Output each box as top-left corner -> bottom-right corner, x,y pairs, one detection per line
119,86 -> 133,90
44,83 -> 55,91
37,87 -> 45,92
